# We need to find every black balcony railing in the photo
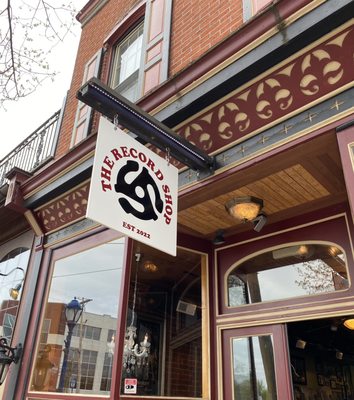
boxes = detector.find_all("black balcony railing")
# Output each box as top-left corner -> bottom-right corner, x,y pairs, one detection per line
0,110 -> 61,188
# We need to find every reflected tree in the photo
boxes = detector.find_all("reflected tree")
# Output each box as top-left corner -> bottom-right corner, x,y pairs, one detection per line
295,260 -> 335,294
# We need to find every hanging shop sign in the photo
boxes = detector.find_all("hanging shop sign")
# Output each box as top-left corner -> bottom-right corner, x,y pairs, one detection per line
87,117 -> 178,256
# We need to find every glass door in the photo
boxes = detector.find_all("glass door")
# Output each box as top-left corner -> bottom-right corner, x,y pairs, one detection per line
221,324 -> 293,400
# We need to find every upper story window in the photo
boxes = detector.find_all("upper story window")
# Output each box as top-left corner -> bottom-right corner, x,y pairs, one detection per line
227,242 -> 349,307
71,0 -> 172,147
243,0 -> 272,21
110,22 -> 144,102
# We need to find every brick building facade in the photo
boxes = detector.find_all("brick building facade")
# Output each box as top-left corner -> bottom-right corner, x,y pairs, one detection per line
1,0 -> 354,399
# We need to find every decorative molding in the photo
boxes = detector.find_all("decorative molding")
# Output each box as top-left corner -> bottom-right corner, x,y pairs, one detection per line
45,218 -> 99,246
34,182 -> 90,234
139,0 -> 324,115
175,22 -> 354,158
76,0 -> 109,27
179,86 -> 354,187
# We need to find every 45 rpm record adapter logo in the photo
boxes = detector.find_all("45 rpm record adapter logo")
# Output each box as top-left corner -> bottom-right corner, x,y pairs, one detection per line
99,146 -> 174,225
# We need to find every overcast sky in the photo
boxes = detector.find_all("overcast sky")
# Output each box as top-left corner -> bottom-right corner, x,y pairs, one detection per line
0,1 -> 87,159
49,238 -> 126,317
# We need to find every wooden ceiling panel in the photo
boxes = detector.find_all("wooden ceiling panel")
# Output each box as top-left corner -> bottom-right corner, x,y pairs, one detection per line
179,163 -> 332,235
178,132 -> 347,238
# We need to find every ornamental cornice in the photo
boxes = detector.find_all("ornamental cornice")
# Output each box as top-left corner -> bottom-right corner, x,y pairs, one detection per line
34,182 -> 90,234
174,22 -> 354,159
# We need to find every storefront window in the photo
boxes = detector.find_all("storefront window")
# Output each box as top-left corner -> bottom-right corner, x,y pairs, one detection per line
121,244 -> 205,397
288,317 -> 354,399
227,243 -> 348,307
30,237 -> 125,395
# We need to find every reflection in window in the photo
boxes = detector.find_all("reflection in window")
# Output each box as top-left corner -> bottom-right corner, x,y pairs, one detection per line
176,278 -> 201,332
67,349 -> 98,391
227,244 -> 349,307
121,244 -> 203,397
228,275 -> 248,307
100,352 -> 114,392
72,324 -> 101,341
0,247 -> 30,343
232,335 -> 277,399
110,23 -> 144,101
2,313 -> 16,341
30,238 -> 125,395
39,319 -> 51,352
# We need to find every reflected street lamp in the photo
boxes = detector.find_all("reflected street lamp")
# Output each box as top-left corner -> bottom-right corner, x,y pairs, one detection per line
57,297 -> 82,392
0,267 -> 25,300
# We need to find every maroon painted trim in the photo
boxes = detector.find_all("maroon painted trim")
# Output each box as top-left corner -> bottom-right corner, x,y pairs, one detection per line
337,125 -> 354,222
178,111 -> 354,201
27,394 -> 90,400
221,324 -> 292,399
104,3 -> 146,45
177,232 -> 212,252
111,238 -> 134,396
13,246 -> 53,398
221,202 -> 349,248
2,235 -> 39,400
207,251 -> 218,400
138,0 -> 314,113
20,110 -> 353,213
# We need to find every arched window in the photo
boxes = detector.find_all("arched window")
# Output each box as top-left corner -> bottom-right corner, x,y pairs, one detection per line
226,242 -> 348,307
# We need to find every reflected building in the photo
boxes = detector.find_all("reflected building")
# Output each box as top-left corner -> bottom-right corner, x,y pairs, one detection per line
32,302 -> 117,394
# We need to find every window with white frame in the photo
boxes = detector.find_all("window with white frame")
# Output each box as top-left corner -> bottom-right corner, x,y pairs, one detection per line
71,0 -> 173,147
100,352 -> 114,392
110,22 -> 144,102
67,348 -> 98,391
72,324 -> 101,341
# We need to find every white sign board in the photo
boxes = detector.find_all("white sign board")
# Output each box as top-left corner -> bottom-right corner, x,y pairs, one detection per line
87,117 -> 178,256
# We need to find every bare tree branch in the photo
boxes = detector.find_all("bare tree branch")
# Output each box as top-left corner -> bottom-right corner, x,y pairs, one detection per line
6,0 -> 19,97
0,0 -> 78,107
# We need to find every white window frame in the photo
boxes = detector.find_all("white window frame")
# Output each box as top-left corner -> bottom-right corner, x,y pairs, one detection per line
71,49 -> 103,147
110,22 -> 145,102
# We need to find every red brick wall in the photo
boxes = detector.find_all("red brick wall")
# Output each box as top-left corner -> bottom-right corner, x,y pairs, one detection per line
169,0 -> 243,76
56,0 -> 244,158
45,302 -> 66,334
56,0 -> 141,158
167,338 -> 202,397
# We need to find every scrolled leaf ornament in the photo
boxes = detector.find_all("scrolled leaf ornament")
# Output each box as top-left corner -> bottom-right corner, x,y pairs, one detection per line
217,101 -> 250,139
